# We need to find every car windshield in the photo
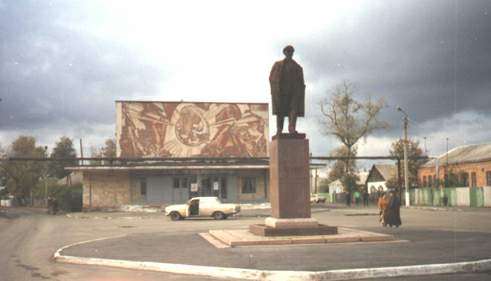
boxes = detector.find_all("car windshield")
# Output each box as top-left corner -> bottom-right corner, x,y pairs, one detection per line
200,197 -> 221,204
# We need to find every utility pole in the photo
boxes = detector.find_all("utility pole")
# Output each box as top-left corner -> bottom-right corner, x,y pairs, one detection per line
79,138 -> 84,166
423,137 -> 427,155
44,146 -> 48,207
403,116 -> 410,207
445,137 -> 449,187
397,106 -> 411,207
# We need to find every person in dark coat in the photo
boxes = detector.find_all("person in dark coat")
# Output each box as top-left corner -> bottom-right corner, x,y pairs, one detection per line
269,45 -> 305,135
362,188 -> 369,206
384,190 -> 402,227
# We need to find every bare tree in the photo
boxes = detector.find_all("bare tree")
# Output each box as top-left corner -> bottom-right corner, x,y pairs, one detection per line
320,81 -> 388,193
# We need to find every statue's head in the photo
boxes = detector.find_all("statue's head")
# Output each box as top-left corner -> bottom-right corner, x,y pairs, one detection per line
283,45 -> 294,59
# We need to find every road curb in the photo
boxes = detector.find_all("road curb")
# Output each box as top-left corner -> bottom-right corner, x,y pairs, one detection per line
53,236 -> 491,281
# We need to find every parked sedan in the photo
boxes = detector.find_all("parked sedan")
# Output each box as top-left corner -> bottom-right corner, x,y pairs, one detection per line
164,196 -> 240,221
310,194 -> 327,204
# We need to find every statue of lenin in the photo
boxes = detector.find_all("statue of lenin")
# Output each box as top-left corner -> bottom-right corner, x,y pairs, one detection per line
269,45 -> 305,135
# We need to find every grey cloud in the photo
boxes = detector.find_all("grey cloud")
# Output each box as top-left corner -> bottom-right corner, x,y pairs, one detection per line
0,1 -> 163,131
299,0 -> 491,137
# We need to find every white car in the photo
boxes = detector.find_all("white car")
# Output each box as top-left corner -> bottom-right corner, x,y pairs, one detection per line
310,194 -> 327,204
164,197 -> 240,221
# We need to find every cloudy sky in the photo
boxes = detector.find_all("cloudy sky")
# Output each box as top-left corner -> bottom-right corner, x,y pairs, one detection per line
0,0 -> 490,160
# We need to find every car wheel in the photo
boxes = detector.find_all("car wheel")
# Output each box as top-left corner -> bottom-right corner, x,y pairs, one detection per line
213,211 -> 225,220
169,212 -> 182,221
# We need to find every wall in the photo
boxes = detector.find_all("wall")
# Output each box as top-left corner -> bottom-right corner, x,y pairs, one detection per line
238,171 -> 268,202
82,171 -> 131,209
81,169 -> 269,208
411,186 -> 491,207
418,161 -> 491,187
484,186 -> 491,207
367,181 -> 388,194
116,101 -> 269,158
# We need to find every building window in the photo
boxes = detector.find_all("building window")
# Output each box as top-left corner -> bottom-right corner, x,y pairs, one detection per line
471,172 -> 477,187
140,179 -> 147,196
460,173 -> 469,187
242,177 -> 256,194
423,176 -> 427,187
487,172 -> 491,186
173,178 -> 180,189
181,177 -> 188,189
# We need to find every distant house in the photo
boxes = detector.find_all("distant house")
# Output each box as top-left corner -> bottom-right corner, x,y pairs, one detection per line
357,171 -> 369,190
328,179 -> 343,194
365,164 -> 398,194
418,143 -> 491,188
327,171 -> 369,195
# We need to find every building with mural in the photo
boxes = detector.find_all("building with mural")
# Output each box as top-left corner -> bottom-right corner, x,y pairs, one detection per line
68,101 -> 270,209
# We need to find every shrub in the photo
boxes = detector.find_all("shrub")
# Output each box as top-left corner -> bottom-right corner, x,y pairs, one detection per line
34,180 -> 82,212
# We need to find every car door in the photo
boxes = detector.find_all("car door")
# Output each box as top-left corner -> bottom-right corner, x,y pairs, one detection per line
198,197 -> 215,217
188,198 -> 199,216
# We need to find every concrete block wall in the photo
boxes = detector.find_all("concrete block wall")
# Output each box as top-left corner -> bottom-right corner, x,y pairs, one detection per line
82,171 -> 131,209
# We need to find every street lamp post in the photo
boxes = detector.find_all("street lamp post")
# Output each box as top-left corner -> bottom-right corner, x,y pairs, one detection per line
397,106 -> 411,207
44,146 -> 48,207
445,137 -> 449,187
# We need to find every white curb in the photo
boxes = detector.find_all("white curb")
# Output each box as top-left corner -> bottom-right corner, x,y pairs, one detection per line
53,236 -> 491,281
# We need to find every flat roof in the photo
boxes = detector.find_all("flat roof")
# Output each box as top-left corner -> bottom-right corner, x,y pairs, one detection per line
115,100 -> 268,105
66,165 -> 269,171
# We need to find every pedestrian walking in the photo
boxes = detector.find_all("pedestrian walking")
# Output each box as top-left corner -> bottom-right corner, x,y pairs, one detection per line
362,188 -> 369,207
384,190 -> 402,227
47,196 -> 58,215
354,191 -> 361,206
377,192 -> 388,225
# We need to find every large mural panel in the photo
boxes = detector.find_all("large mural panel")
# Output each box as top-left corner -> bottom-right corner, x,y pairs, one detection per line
116,101 -> 269,158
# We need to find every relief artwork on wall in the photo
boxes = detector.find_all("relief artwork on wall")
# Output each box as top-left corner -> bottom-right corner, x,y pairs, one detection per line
117,101 -> 269,158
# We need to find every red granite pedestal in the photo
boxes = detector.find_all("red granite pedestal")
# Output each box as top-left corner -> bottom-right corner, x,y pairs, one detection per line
249,133 -> 337,236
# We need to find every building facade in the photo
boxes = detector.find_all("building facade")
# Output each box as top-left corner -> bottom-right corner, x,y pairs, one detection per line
418,143 -> 491,188
365,164 -> 398,194
69,101 -> 271,209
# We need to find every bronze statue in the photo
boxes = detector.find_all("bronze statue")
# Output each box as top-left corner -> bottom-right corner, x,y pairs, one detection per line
269,45 -> 305,135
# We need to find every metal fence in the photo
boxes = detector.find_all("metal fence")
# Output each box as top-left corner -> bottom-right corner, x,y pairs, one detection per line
410,186 -> 491,208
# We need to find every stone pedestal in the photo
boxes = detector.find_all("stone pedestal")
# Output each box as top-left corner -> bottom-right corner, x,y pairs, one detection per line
249,133 -> 337,236
269,133 -> 310,218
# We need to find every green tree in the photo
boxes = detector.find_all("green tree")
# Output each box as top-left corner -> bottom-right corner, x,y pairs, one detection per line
389,139 -> 424,188
385,177 -> 400,190
328,146 -> 358,182
0,136 -> 46,204
49,136 -> 78,179
90,138 -> 116,165
101,138 -> 116,158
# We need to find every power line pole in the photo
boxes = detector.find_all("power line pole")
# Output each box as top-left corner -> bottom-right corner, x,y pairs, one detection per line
403,116 -> 410,207
397,106 -> 411,207
79,138 -> 84,166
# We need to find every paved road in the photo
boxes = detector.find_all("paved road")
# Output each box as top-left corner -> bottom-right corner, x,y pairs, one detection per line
1,206 -> 491,280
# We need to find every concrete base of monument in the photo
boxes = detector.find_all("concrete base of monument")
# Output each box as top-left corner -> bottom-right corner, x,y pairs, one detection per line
249,217 -> 338,236
204,227 -> 395,247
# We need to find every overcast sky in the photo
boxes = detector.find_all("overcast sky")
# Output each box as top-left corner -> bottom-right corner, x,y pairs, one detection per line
0,0 -> 490,161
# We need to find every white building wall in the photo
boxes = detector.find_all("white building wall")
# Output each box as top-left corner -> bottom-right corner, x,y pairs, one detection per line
367,181 -> 388,194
